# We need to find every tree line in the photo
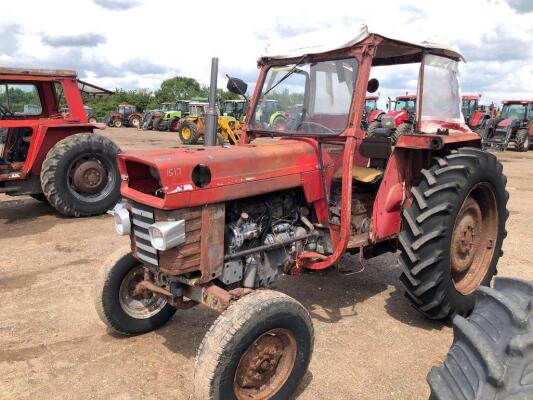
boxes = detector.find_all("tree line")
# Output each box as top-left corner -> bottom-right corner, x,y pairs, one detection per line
83,76 -> 240,118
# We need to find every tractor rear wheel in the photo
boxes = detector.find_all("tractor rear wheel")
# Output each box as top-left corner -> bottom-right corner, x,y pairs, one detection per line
179,120 -> 200,144
399,147 -> 508,320
168,118 -> 181,132
40,133 -> 121,217
113,119 -> 122,128
94,248 -> 177,335
158,120 -> 168,131
427,277 -> 533,400
515,129 -> 529,152
152,117 -> 162,131
129,115 -> 140,129
366,121 -> 381,137
30,193 -> 48,202
393,122 -> 413,143
193,290 -> 313,400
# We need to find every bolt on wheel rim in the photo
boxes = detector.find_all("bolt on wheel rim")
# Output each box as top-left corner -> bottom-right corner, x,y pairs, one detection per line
450,183 -> 498,295
118,265 -> 167,319
234,328 -> 297,400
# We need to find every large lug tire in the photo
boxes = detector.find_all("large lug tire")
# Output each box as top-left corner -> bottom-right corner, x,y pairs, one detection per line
515,129 -> 529,152
129,116 -> 140,129
193,290 -> 314,400
152,117 -> 162,131
93,248 -> 177,336
113,119 -> 122,128
158,120 -> 168,131
427,277 -> 533,400
393,122 -> 413,143
366,120 -> 381,137
399,147 -> 509,320
30,193 -> 48,202
40,133 -> 121,217
272,115 -> 287,130
168,117 -> 181,132
179,121 -> 200,145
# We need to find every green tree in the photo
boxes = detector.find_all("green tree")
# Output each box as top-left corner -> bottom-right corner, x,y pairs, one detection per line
155,76 -> 208,104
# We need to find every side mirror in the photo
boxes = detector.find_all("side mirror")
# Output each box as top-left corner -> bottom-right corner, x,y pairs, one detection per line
226,76 -> 248,96
367,78 -> 379,93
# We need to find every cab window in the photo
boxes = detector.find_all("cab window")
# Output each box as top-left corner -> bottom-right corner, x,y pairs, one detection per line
0,83 -> 42,116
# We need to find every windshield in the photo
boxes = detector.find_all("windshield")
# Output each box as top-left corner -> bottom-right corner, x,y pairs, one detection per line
161,103 -> 177,112
395,99 -> 416,112
365,99 -> 377,114
223,102 -> 235,114
461,99 -> 477,116
251,57 -> 358,135
501,103 -> 526,120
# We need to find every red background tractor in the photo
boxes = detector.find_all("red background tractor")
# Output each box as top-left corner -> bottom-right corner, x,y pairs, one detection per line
362,95 -> 384,129
106,104 -> 142,128
367,94 -> 416,142
462,94 -> 493,133
0,67 -> 121,216
482,99 -> 533,151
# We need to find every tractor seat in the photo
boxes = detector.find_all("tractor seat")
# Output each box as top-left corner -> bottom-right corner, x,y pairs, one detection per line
333,166 -> 384,184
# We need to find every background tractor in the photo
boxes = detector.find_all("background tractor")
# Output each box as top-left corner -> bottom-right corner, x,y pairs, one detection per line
0,67 -> 121,217
106,104 -> 143,128
178,101 -> 241,145
95,28 -> 508,399
161,100 -> 190,132
462,94 -> 494,133
367,94 -> 416,142
482,100 -> 533,151
362,94 -> 384,129
221,99 -> 248,122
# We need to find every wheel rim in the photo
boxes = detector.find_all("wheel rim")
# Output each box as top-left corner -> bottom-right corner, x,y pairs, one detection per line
67,153 -> 116,203
182,127 -> 191,140
131,118 -> 139,127
450,183 -> 498,295
118,264 -> 167,319
114,120 -> 121,128
233,328 -> 297,400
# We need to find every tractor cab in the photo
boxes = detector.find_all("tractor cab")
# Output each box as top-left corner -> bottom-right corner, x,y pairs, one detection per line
118,104 -> 136,115
102,27 -> 508,399
160,102 -> 177,112
482,100 -> 533,151
222,99 -> 247,121
462,95 -> 479,121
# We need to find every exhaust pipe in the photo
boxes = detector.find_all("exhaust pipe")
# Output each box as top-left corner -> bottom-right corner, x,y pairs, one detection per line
204,57 -> 218,147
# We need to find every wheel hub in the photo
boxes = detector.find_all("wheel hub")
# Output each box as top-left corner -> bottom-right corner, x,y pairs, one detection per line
234,328 -> 297,399
72,160 -> 107,194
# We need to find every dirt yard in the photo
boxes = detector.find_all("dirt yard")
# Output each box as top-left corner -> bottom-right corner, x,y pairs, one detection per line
1,127 -> 532,400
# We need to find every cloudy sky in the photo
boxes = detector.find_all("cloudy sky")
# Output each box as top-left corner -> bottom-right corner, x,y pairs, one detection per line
0,0 -> 531,107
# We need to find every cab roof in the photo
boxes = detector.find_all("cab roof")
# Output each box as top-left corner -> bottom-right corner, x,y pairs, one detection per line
260,25 -> 464,66
462,95 -> 480,100
0,67 -> 77,77
397,94 -> 417,100
502,100 -> 533,104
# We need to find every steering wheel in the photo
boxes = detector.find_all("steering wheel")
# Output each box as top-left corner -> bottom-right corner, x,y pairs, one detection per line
0,104 -> 15,119
297,120 -> 336,135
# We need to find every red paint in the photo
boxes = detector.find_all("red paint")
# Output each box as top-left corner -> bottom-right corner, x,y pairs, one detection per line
498,119 -> 511,128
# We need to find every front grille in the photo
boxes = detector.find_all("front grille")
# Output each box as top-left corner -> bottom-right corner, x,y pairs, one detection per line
131,202 -> 158,267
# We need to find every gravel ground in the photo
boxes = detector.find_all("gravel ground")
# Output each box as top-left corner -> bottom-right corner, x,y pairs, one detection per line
1,127 -> 532,400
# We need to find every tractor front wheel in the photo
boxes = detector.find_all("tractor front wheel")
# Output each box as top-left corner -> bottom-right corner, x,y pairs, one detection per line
94,248 -> 177,335
179,121 -> 200,145
515,129 -> 530,152
40,133 -> 121,217
168,118 -> 181,132
366,121 -> 381,137
193,290 -> 314,400
113,119 -> 122,128
399,147 -> 508,319
393,122 -> 413,143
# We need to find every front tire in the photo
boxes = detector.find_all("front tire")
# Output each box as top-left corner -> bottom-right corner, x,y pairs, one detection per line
393,122 -> 413,143
40,133 -> 121,217
366,120 -> 381,137
399,147 -> 508,319
427,277 -> 533,399
94,249 -> 177,335
193,290 -> 314,400
179,120 -> 200,144
515,129 -> 529,152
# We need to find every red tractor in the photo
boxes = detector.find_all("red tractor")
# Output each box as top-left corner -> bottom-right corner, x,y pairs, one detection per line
362,95 -> 384,129
94,29 -> 508,399
0,68 -> 121,217
367,94 -> 416,142
482,100 -> 533,152
462,94 -> 493,133
106,104 -> 142,129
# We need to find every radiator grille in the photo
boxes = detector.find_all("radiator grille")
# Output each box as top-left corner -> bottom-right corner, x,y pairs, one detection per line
131,202 -> 158,267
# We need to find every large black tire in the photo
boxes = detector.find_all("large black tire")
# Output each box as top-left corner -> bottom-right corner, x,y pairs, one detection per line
399,147 -> 509,320
393,122 -> 413,143
113,119 -> 122,128
152,117 -> 162,131
40,133 -> 121,217
515,129 -> 530,152
93,248 -> 177,336
129,116 -> 141,129
366,120 -> 381,137
158,120 -> 168,131
427,277 -> 533,399
179,120 -> 200,145
168,117 -> 181,132
193,290 -> 314,400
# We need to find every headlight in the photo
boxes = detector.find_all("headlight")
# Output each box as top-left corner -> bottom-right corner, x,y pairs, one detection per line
113,208 -> 131,235
148,220 -> 186,251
